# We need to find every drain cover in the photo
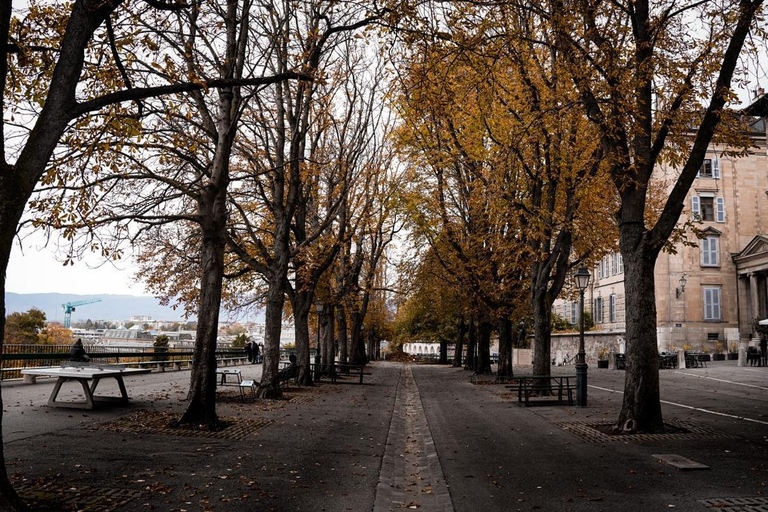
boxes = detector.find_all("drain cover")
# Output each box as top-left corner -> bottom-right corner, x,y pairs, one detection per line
700,497 -> 768,511
652,454 -> 710,470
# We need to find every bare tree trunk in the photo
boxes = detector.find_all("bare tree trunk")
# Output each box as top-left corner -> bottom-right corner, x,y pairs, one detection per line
532,288 -> 552,377
477,321 -> 493,374
258,277 -> 285,399
349,308 -> 367,365
292,291 -> 313,386
617,233 -> 664,433
320,305 -> 334,374
438,338 -> 448,364
465,318 -> 476,371
337,306 -> 348,363
497,317 -> 514,378
453,316 -> 466,367
0,209 -> 29,510
177,193 -> 227,427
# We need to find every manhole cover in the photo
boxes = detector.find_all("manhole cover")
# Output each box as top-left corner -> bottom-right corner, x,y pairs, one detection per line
700,497 -> 768,511
553,420 -> 735,443
93,410 -> 274,440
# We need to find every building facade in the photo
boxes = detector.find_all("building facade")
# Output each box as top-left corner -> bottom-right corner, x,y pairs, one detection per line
557,98 -> 768,355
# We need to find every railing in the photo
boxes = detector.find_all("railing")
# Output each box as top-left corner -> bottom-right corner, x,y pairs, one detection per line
0,344 -> 247,380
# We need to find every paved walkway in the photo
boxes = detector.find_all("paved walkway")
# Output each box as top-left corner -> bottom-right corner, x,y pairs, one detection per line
1,360 -> 767,511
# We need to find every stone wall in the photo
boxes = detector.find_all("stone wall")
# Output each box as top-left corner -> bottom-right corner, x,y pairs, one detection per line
545,331 -> 626,364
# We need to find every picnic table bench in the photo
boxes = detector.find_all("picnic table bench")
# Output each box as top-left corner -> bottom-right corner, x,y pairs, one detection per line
505,375 -> 576,406
21,363 -> 151,409
216,368 -> 242,386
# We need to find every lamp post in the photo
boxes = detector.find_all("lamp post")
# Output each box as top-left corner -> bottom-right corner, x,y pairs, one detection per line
314,301 -> 323,382
574,265 -> 591,407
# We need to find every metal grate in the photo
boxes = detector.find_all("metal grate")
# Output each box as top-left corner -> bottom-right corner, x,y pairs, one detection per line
700,497 -> 768,511
93,410 -> 274,440
553,420 -> 736,443
15,479 -> 144,512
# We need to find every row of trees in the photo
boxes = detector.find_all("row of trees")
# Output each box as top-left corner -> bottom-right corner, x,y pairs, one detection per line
0,1 -> 400,509
390,0 -> 764,436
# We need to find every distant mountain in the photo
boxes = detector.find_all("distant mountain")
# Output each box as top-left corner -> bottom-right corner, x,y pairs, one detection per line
5,292 -> 193,323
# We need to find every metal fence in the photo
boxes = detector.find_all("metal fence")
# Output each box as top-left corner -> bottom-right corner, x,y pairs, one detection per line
1,344 -> 247,380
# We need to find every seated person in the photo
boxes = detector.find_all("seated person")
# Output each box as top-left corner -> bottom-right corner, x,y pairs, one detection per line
278,353 -> 298,380
70,338 -> 90,362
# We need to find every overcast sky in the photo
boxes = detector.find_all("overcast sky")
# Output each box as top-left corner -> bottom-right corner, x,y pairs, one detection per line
7,232 -> 147,296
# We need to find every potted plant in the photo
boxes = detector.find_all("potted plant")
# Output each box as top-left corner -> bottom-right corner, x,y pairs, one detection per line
712,342 -> 725,361
700,344 -> 711,362
597,347 -> 609,368
728,342 -> 739,360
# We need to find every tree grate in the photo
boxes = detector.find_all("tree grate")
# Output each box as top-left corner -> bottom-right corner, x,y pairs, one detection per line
14,479 -> 144,512
553,420 -> 735,443
700,497 -> 768,511
93,410 -> 275,440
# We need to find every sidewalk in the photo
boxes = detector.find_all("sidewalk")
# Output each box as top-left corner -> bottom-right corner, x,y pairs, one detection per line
2,360 -> 767,511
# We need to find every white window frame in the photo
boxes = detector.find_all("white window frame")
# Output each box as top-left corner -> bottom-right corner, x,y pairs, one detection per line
700,236 -> 720,267
703,287 -> 721,321
697,157 -> 720,179
617,253 -> 624,274
716,197 -> 725,223
570,302 -> 577,324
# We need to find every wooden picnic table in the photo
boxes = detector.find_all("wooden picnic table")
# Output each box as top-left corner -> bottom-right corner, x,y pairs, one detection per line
21,365 -> 151,410
505,375 -> 576,406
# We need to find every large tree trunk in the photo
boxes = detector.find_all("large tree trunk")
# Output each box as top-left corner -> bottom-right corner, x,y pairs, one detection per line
177,201 -> 226,427
349,308 -> 367,365
337,306 -> 348,363
0,201 -> 29,511
292,291 -> 313,386
438,338 -> 448,364
497,317 -> 514,378
453,316 -> 466,367
258,277 -> 286,399
532,288 -> 552,377
617,229 -> 664,432
320,305 -> 334,374
465,318 -> 477,371
477,321 -> 493,374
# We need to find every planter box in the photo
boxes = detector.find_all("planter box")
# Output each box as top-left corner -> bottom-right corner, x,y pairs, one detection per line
727,353 -> 739,360
597,360 -> 609,369
712,354 -> 725,361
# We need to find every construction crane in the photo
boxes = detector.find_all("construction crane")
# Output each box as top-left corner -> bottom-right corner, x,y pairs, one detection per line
61,299 -> 102,328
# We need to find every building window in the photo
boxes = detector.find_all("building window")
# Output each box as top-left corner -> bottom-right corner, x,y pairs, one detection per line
609,294 -> 616,323
597,260 -> 603,279
700,236 -> 719,267
703,287 -> 721,321
698,157 -> 720,179
570,302 -> 577,325
617,253 -> 623,274
692,195 -> 725,222
594,297 -> 603,323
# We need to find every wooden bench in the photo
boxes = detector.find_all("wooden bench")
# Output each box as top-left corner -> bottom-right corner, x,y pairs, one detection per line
505,375 -> 576,406
277,364 -> 302,388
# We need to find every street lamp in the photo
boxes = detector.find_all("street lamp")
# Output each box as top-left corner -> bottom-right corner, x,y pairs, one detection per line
574,265 -> 591,407
675,273 -> 687,299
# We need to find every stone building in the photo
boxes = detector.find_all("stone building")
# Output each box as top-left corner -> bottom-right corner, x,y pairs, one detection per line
556,94 -> 768,357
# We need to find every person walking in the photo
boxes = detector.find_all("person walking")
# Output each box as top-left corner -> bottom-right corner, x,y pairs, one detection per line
253,342 -> 260,364
760,334 -> 767,367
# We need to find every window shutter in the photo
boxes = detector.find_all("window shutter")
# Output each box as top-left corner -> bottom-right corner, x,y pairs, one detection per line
701,238 -> 710,266
692,196 -> 700,219
713,158 -> 720,179
716,197 -> 725,222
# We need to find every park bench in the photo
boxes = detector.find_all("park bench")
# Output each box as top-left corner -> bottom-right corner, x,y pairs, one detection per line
216,368 -> 242,386
277,363 -> 302,388
334,363 -> 372,384
505,375 -> 576,406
